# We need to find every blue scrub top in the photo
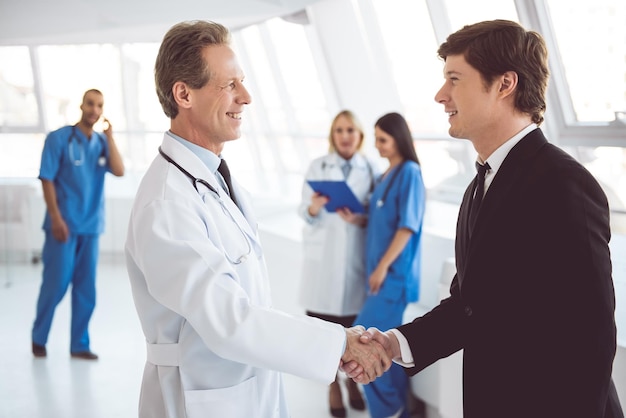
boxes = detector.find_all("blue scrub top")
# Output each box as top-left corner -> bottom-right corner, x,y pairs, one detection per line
366,161 -> 425,303
39,125 -> 110,234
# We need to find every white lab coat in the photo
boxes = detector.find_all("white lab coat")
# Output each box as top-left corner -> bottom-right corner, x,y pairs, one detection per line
297,152 -> 378,316
125,134 -> 346,418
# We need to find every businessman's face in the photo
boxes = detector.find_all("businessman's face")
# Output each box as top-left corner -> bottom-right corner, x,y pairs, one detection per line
434,54 -> 500,143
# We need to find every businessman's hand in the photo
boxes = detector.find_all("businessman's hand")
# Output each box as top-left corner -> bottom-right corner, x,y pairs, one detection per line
341,326 -> 391,384
343,327 -> 400,384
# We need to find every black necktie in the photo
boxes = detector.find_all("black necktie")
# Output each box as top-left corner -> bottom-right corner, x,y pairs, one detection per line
469,161 -> 490,233
218,158 -> 239,208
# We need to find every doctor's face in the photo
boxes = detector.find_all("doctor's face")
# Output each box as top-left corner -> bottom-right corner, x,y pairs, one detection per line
190,45 -> 251,149
332,115 -> 362,160
79,91 -> 104,128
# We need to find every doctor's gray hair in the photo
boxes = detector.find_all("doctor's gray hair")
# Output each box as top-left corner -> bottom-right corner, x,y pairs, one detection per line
155,20 -> 231,119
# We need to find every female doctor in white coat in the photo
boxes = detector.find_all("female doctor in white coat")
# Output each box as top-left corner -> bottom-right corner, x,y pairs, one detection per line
125,21 -> 389,418
298,110 -> 378,417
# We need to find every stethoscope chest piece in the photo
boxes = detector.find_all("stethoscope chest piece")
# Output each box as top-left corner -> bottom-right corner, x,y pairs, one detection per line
375,162 -> 405,210
69,126 -> 107,167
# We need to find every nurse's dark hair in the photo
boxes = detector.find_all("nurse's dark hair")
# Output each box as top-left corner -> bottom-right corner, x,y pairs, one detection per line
375,112 -> 420,165
437,19 -> 549,126
327,110 -> 365,153
155,20 -> 231,119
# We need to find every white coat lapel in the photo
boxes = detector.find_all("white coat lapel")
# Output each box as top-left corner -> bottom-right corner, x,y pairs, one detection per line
217,182 -> 262,254
160,135 -> 261,250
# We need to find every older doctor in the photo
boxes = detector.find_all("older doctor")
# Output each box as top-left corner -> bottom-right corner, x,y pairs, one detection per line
124,20 -> 390,418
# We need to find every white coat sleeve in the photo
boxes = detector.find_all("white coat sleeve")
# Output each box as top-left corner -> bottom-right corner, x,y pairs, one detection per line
127,196 -> 346,384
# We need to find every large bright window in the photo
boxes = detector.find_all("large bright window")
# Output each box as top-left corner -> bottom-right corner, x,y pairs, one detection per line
546,0 -> 626,123
266,18 -> 329,135
232,17 -> 333,201
37,44 -> 125,131
371,0 -> 446,137
444,0 -> 518,33
0,46 -> 38,128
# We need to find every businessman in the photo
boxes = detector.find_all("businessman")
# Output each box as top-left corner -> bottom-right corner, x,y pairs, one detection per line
344,19 -> 623,418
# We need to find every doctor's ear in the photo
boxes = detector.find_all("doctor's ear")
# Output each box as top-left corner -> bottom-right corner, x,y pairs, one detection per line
172,82 -> 193,109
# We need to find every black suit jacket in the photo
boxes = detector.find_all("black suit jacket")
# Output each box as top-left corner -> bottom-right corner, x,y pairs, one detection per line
398,129 -> 621,417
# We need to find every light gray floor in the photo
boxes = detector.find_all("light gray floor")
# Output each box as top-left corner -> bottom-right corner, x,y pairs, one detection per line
0,230 -> 372,418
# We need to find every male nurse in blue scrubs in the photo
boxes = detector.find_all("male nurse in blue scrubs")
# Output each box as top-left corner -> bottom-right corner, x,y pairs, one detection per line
32,89 -> 125,360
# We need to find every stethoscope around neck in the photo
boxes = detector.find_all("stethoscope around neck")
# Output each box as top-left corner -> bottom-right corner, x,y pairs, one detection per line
376,161 -> 405,208
158,146 -> 252,264
69,125 -> 107,167
321,155 -> 376,193
158,146 -> 220,195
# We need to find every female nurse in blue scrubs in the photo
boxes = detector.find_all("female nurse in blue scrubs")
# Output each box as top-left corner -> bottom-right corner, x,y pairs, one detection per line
353,112 -> 425,418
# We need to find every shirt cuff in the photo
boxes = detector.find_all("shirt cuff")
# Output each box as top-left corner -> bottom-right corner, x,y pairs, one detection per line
389,329 -> 415,368
304,209 -> 319,225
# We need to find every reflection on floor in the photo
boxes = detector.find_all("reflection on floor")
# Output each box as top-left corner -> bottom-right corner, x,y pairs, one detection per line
0,232 -> 377,418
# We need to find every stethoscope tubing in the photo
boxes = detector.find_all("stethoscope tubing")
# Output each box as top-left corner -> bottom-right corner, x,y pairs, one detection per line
68,126 -> 107,167
158,146 -> 252,264
376,161 -> 405,208
158,147 -> 219,195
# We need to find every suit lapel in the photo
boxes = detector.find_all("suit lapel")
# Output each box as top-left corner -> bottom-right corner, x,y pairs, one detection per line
455,180 -> 475,283
456,129 -> 548,288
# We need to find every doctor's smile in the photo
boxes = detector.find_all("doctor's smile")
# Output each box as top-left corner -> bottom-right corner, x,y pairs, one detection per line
226,112 -> 242,120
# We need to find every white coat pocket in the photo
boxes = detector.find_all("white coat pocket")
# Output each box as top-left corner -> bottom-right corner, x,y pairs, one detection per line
184,376 -> 258,418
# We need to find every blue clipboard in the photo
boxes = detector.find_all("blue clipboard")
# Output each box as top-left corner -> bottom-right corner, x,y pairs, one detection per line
307,180 -> 365,213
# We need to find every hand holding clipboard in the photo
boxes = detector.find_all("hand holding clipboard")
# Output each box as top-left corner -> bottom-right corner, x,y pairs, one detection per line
307,180 -> 365,213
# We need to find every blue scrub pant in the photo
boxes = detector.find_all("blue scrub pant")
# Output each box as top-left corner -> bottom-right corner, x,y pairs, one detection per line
354,293 -> 410,418
32,232 -> 99,353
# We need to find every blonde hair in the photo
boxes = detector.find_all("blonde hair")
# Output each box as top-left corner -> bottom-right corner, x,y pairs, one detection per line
327,110 -> 365,153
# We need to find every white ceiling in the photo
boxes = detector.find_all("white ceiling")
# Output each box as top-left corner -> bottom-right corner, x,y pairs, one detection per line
0,0 -> 319,46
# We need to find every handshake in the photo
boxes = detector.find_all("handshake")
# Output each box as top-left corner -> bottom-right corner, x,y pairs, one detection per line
340,326 -> 401,384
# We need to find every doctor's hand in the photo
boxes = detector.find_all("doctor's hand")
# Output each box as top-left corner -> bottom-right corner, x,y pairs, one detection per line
340,326 -> 391,384
50,213 -> 69,243
308,192 -> 329,217
337,207 -> 367,227
344,327 -> 400,384
102,117 -> 113,139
